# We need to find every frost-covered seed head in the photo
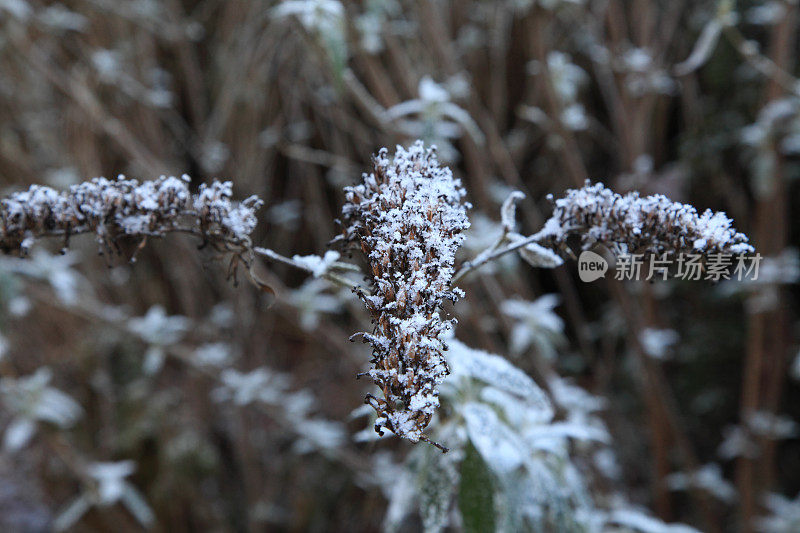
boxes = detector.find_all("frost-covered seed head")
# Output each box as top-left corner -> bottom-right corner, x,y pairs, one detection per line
340,141 -> 470,447
539,180 -> 754,258
0,175 -> 262,257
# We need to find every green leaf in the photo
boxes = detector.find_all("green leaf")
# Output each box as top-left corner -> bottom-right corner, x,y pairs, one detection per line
459,440 -> 496,533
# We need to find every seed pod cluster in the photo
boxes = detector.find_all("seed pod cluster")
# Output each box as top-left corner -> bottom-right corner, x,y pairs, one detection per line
539,180 -> 754,256
0,175 -> 262,257
340,142 -> 470,445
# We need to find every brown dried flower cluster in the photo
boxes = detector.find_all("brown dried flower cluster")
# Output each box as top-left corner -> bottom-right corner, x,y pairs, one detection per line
0,175 -> 262,259
537,181 -> 754,257
339,142 -> 470,449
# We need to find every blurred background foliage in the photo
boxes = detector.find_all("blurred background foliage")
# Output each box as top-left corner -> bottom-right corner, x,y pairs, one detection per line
0,0 -> 799,531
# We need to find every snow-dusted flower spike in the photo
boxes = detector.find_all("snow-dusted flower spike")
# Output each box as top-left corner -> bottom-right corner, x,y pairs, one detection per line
0,175 -> 262,258
340,141 -> 470,449
538,180 -> 754,256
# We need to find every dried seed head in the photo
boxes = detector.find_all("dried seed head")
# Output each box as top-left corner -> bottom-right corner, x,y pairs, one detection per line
538,181 -> 754,257
0,175 -> 262,257
340,141 -> 470,445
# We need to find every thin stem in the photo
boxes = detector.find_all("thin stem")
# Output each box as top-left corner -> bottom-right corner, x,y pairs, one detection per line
451,230 -> 547,285
253,247 -> 366,292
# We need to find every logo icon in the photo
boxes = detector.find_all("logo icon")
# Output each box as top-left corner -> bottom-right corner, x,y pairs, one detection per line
578,251 -> 608,282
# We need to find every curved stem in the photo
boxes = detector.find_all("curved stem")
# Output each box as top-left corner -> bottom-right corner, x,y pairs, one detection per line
451,230 -> 548,285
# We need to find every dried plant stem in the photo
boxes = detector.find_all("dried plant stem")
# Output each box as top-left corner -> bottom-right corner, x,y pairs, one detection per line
253,247 -> 364,292
452,231 -> 544,285
737,5 -> 797,529
611,282 -> 721,532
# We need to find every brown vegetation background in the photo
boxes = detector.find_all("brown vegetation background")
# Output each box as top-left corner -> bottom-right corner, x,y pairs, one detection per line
0,0 -> 799,531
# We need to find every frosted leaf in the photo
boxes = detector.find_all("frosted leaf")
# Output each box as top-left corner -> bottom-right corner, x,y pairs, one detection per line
292,419 -> 346,454
141,346 -> 164,374
417,446 -> 459,532
33,388 -> 84,426
594,449 -> 622,480
479,386 -> 552,427
383,470 -> 416,533
0,368 -> 82,451
717,425 -> 759,460
506,231 -> 564,268
665,463 -> 736,504
287,278 -> 344,331
87,461 -> 136,504
623,48 -> 653,72
419,76 -> 450,103
54,461 -> 156,529
267,199 -> 302,229
544,52 -> 587,103
461,215 -> 505,264
39,5 -> 87,31
193,343 -> 233,368
7,295 -> 31,317
0,250 -> 83,304
501,295 -> 564,357
792,350 -> 800,382
53,495 -> 93,532
291,250 -> 341,278
746,411 -> 799,440
387,85 -> 484,145
272,0 -> 344,33
562,103 -> 589,131
607,507 -> 701,533
747,2 -> 786,25
0,334 -> 8,362
462,402 -> 525,474
128,305 -> 188,346
3,417 -> 36,452
283,390 -> 316,419
548,376 -> 606,415
447,339 -> 553,420
757,492 -> 800,532
525,421 -> 610,445
499,460 -> 590,531
500,191 -> 525,232
213,368 -> 289,406
0,0 -> 31,19
638,328 -> 679,360
119,484 -> 155,527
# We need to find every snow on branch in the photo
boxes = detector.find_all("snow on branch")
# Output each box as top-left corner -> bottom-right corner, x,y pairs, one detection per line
0,175 -> 263,259
537,180 -> 754,256
339,141 -> 470,450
